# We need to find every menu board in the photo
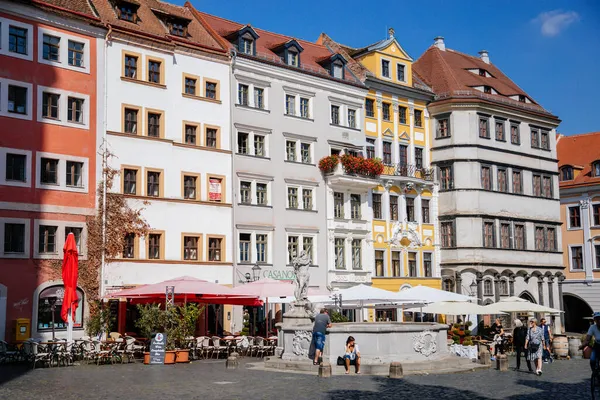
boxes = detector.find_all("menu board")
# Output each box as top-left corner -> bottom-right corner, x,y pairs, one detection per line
149,333 -> 166,365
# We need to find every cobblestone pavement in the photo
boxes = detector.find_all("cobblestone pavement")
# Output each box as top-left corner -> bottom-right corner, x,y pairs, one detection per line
0,357 -> 593,400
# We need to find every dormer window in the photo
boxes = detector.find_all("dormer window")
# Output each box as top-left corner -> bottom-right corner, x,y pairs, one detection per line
116,1 -> 138,22
230,26 -> 259,57
479,69 -> 486,76
519,95 -> 526,103
241,38 -> 253,55
332,63 -> 343,79
483,86 -> 492,94
593,161 -> 600,177
561,166 -> 573,181
169,21 -> 188,37
288,51 -> 299,67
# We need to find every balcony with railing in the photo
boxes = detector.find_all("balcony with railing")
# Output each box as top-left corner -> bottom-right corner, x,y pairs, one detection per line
319,155 -> 382,189
382,163 -> 435,183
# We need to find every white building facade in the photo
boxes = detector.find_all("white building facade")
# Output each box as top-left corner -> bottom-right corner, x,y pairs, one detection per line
98,3 -> 234,295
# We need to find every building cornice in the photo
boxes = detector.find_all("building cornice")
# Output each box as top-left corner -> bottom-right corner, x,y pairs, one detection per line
364,76 -> 434,102
438,213 -> 562,225
431,144 -> 558,164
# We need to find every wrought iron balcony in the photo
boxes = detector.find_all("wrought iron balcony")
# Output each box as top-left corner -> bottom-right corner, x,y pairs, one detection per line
383,163 -> 435,181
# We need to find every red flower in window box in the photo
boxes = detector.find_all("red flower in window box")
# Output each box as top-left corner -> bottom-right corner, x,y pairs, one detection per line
339,154 -> 383,178
318,155 -> 339,174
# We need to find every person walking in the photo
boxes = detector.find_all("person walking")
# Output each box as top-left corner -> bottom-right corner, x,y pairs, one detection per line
540,317 -> 553,363
525,318 -> 546,376
312,308 -> 332,365
513,319 -> 533,372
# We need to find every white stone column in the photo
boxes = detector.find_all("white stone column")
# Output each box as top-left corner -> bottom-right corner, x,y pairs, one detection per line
392,98 -> 399,164
415,186 -> 423,225
408,100 -> 415,165
581,197 -> 594,282
384,181 -> 392,240
424,108 -> 430,167
376,94 -> 383,158
432,183 -> 441,278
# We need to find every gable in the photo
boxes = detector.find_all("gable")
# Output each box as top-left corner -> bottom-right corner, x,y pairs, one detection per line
398,130 -> 410,141
378,40 -> 412,62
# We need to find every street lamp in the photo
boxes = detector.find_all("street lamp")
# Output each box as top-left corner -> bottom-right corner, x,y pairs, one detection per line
469,281 -> 477,296
252,263 -> 262,282
244,272 -> 252,283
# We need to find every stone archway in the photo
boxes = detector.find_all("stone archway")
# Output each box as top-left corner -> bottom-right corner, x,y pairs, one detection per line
0,283 -> 6,341
563,293 -> 593,333
519,291 -> 537,304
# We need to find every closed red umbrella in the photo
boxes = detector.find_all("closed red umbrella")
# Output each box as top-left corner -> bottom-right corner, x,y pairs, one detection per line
61,233 -> 79,342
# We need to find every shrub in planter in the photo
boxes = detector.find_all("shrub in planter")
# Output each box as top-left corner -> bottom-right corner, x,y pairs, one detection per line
466,321 -> 473,327
452,335 -> 460,344
318,155 -> 339,174
85,301 -> 116,338
329,311 -> 349,323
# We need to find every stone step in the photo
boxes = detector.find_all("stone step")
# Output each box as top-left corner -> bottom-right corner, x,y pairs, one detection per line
264,355 -> 489,376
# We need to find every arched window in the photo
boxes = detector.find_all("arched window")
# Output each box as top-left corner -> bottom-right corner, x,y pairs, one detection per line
499,280 -> 509,296
483,280 -> 493,296
560,166 -> 573,181
37,285 -> 84,331
593,161 -> 600,178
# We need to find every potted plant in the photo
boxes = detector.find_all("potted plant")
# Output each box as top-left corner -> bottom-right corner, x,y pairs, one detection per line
318,155 -> 339,174
168,304 -> 203,363
85,301 -> 116,340
135,304 -> 170,364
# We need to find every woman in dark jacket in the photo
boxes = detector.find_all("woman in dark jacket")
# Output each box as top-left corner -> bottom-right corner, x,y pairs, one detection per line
513,319 -> 532,372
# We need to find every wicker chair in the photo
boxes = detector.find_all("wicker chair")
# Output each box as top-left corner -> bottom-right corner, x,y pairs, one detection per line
211,337 -> 227,359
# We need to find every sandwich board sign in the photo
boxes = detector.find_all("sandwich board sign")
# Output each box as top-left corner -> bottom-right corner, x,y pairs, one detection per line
149,332 -> 167,365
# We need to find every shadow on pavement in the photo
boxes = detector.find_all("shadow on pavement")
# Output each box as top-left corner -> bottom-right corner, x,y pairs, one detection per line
0,364 -> 32,386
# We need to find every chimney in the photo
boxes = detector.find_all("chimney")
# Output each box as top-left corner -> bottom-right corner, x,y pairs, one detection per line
478,50 -> 490,64
433,36 -> 445,51
388,27 -> 395,39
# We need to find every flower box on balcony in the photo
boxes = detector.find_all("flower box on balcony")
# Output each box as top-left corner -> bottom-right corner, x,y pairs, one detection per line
339,154 -> 383,178
318,155 -> 339,174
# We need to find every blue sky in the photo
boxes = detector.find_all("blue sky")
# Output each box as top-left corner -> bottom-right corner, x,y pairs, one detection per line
186,0 -> 600,135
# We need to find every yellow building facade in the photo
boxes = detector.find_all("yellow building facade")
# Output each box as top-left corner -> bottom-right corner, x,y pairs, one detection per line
321,29 -> 441,321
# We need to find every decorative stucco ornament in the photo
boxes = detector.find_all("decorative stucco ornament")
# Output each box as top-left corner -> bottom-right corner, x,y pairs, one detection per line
413,330 -> 437,357
292,330 -> 312,356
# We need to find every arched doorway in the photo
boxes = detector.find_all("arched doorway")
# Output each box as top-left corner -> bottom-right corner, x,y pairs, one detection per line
563,293 -> 593,333
519,291 -> 536,303
0,284 -> 6,341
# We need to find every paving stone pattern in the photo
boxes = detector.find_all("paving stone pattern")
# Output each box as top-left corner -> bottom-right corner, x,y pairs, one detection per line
0,357 -> 593,400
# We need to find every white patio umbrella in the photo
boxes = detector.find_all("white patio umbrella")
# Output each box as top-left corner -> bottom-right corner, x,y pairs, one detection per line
414,301 -> 506,315
484,297 -> 563,314
396,285 -> 475,303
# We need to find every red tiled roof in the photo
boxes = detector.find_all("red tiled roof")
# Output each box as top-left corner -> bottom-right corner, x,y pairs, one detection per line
557,132 -> 600,187
15,0 -> 99,21
413,45 -> 553,115
90,0 -> 226,52
191,10 -> 362,86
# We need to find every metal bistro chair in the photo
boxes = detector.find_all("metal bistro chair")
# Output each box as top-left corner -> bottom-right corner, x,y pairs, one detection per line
91,340 -> 113,365
211,336 -> 227,359
199,336 -> 214,359
234,336 -> 249,357
0,340 -> 20,364
254,337 -> 266,359
24,340 -> 52,369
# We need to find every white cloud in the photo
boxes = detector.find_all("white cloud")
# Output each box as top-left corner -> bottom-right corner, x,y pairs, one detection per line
534,10 -> 580,37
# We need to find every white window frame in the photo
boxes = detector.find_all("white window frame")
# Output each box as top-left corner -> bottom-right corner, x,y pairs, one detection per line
0,217 -> 31,258
0,78 -> 33,120
33,219 -> 86,259
396,62 -> 407,83
380,57 -> 392,79
0,17 -> 34,61
328,96 -> 362,129
566,205 -> 582,230
350,237 -> 364,270
235,125 -> 270,158
374,248 -> 387,277
283,137 -> 314,165
37,27 -> 90,74
236,173 -> 273,207
594,242 -> 600,271
283,86 -> 315,120
37,86 -> 90,129
284,180 -> 317,211
568,244 -> 584,272
35,151 -> 89,193
235,75 -> 270,110
286,232 -> 317,266
0,147 -> 32,188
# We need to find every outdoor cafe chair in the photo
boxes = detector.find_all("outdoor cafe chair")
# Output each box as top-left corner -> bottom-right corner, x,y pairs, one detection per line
234,336 -> 249,357
254,337 -> 266,359
211,336 -> 227,359
23,340 -> 52,369
198,336 -> 213,359
116,336 -> 138,363
91,340 -> 113,365
0,340 -> 20,364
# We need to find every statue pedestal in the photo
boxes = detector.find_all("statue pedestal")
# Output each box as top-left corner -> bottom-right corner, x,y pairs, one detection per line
279,302 -> 314,362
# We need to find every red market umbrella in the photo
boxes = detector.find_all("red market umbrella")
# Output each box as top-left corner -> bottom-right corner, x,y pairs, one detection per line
106,276 -> 260,306
61,233 -> 79,342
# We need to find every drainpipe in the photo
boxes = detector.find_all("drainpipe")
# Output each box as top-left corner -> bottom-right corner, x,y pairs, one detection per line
99,25 -> 112,300
230,48 -> 237,287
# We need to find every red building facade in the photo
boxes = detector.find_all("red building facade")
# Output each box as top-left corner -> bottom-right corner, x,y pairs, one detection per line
0,0 -> 104,341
